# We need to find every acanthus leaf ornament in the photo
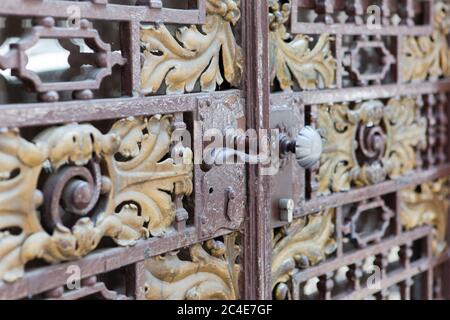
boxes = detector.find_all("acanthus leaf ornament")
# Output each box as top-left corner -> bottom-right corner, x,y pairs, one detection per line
0,115 -> 193,282
144,234 -> 240,300
272,210 -> 337,299
104,116 -> 193,238
400,179 -> 450,255
140,0 -> 243,95
402,2 -> 450,82
317,98 -> 427,195
269,0 -> 336,91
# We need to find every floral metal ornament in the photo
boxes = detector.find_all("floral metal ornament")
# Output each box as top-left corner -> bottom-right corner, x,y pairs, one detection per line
402,1 -> 450,82
269,0 -> 336,91
144,234 -> 240,300
0,115 -> 193,282
140,0 -> 243,95
400,179 -> 450,255
272,210 -> 337,300
317,98 -> 427,195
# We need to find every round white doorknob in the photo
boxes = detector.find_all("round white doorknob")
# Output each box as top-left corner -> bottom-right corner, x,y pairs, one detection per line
295,126 -> 323,169
280,126 -> 323,169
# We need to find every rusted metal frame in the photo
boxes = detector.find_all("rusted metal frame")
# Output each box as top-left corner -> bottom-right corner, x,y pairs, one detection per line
0,226 -> 240,300
395,190 -> 403,237
0,0 -> 206,25
268,99 -> 305,226
241,0 -> 272,300
0,90 -> 241,127
270,79 -> 450,106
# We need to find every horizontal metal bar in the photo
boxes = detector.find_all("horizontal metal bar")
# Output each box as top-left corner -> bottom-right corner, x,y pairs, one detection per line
0,0 -> 206,24
298,164 -> 450,217
0,90 -> 242,127
271,79 -> 450,106
49,282 -> 128,300
292,226 -> 431,283
432,248 -> 450,268
290,0 -> 434,36
0,227 -> 238,300
290,23 -> 433,36
336,258 -> 430,300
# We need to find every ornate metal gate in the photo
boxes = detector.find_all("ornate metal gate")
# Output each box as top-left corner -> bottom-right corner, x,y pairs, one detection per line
0,0 -> 449,300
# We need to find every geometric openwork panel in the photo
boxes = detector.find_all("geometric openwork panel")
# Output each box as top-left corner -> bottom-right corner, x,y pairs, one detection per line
273,185 -> 450,300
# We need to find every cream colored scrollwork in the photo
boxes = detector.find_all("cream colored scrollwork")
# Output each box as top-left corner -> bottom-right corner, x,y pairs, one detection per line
272,211 -> 337,300
400,179 -> 450,255
141,0 -> 242,95
145,234 -> 240,300
0,115 -> 193,282
402,2 -> 450,82
269,0 -> 336,91
317,98 -> 427,195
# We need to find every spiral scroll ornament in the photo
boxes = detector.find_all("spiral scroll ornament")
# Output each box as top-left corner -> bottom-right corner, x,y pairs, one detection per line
354,120 -> 388,185
357,125 -> 387,163
0,115 -> 193,282
42,160 -> 105,231
317,98 -> 427,194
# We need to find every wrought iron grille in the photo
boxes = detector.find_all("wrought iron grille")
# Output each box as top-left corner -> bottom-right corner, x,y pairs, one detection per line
0,0 -> 448,300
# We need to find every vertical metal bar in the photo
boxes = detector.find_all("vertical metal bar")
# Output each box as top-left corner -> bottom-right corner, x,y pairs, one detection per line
442,103 -> 450,292
397,35 -> 403,85
125,261 -> 146,300
441,206 -> 450,299
120,19 -> 141,97
427,0 -> 435,26
291,0 -> 299,31
335,33 -> 343,89
335,206 -> 343,257
197,0 -> 207,24
395,191 -> 402,236
241,0 -> 272,300
423,232 -> 434,300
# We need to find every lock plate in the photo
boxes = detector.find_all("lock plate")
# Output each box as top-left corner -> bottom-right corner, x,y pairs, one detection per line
270,96 -> 305,227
